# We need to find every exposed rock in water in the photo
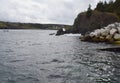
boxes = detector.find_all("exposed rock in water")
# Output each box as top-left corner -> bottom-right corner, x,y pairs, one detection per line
73,11 -> 120,35
56,28 -> 66,36
80,22 -> 120,44
56,25 -> 72,36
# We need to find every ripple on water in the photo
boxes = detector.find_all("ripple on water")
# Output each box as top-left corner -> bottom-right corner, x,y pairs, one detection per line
47,74 -> 65,79
56,65 -> 73,69
10,59 -> 25,63
4,49 -> 14,53
51,59 -> 64,63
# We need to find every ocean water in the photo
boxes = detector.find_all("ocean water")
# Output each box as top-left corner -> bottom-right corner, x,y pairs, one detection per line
0,30 -> 120,83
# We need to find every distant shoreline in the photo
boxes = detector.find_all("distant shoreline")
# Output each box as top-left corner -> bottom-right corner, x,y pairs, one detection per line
0,21 -> 72,30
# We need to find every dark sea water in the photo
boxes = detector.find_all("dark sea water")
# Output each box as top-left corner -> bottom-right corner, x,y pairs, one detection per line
0,30 -> 120,83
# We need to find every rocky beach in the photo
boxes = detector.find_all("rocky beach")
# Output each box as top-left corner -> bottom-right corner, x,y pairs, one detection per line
80,22 -> 120,44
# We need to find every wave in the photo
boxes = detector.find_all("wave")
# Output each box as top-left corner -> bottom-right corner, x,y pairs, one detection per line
64,33 -> 81,37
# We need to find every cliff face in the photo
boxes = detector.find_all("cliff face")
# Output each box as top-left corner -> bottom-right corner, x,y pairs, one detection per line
72,11 -> 120,35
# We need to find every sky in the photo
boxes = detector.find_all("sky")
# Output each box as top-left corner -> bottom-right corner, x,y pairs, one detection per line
0,0 -> 110,25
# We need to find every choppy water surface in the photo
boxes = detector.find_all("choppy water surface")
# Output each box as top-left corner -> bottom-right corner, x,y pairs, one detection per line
0,30 -> 120,83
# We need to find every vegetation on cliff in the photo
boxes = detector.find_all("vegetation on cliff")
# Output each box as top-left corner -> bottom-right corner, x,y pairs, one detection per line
86,4 -> 92,18
95,0 -> 120,18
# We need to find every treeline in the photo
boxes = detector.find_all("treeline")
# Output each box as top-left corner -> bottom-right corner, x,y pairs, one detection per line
0,21 -> 71,30
95,0 -> 120,18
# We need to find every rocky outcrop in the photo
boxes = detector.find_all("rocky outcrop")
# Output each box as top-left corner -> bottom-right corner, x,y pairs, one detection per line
80,22 -> 120,44
56,28 -> 66,36
56,26 -> 72,36
73,11 -> 120,35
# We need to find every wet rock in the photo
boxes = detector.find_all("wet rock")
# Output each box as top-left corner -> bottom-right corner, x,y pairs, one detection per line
110,28 -> 117,35
114,33 -> 120,41
80,22 -> 120,44
56,28 -> 66,36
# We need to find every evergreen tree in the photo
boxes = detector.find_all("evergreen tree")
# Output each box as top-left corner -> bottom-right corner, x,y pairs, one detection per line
95,1 -> 104,12
86,4 -> 92,18
106,0 -> 114,12
95,0 -> 120,18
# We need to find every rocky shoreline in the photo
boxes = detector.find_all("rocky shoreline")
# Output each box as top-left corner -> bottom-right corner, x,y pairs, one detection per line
80,22 -> 120,44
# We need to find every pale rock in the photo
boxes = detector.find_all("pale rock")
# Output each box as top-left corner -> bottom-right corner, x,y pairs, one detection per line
104,27 -> 109,30
115,22 -> 120,27
106,35 -> 112,40
108,24 -> 115,28
100,28 -> 105,34
93,29 -> 102,36
81,22 -> 120,42
90,32 -> 96,37
101,30 -> 109,37
110,28 -> 117,35
117,27 -> 120,33
114,33 -> 120,40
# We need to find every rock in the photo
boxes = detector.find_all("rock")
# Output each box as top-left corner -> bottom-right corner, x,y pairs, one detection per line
90,32 -> 97,37
110,28 -> 117,35
117,27 -> 120,33
56,28 -> 66,36
108,24 -> 115,29
114,33 -> 120,40
80,35 -> 91,41
92,36 -> 100,42
106,35 -> 113,41
101,29 -> 109,37
99,36 -> 106,42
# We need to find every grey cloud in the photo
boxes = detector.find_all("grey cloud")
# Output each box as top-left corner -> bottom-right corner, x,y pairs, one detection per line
0,0 -> 111,24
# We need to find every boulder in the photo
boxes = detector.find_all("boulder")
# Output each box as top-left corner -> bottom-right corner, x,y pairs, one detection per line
56,28 -> 66,36
110,28 -> 117,35
114,33 -> 120,40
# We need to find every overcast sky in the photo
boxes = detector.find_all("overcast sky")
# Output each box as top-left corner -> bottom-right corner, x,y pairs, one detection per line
0,0 -> 110,25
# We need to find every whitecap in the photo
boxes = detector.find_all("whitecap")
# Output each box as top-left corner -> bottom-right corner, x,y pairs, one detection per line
64,33 -> 81,37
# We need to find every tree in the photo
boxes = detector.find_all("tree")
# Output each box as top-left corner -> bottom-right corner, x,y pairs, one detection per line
86,4 -> 92,18
95,1 -> 104,11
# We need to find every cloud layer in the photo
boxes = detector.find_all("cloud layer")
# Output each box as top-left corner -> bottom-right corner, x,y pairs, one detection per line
0,0 -> 109,24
